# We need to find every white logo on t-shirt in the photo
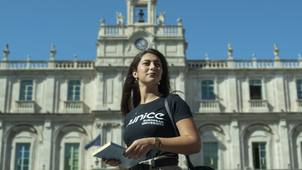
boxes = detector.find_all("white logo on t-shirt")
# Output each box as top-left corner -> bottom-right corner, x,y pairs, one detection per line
127,112 -> 165,127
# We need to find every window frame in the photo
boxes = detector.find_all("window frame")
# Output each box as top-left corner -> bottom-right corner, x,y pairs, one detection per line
67,80 -> 81,101
247,132 -> 271,169
201,79 -> 216,100
249,79 -> 263,100
134,5 -> 148,23
64,143 -> 80,170
59,132 -> 83,170
296,79 -> 302,100
203,141 -> 219,169
252,142 -> 267,169
10,133 -> 34,170
14,143 -> 31,170
19,80 -> 34,101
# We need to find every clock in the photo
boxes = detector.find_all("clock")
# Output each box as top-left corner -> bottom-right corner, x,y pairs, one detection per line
134,38 -> 148,50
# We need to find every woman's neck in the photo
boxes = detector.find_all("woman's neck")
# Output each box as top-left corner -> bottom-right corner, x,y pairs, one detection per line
139,85 -> 161,104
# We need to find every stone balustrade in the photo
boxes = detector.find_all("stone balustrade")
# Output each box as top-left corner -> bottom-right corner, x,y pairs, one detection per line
199,100 -> 221,112
15,100 -> 36,113
0,61 -> 95,70
64,101 -> 85,113
157,25 -> 181,36
249,100 -> 269,112
1,60 -> 301,70
98,25 -> 182,37
187,60 -> 302,69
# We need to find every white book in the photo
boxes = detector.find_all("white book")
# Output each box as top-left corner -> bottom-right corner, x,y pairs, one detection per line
92,142 -> 145,169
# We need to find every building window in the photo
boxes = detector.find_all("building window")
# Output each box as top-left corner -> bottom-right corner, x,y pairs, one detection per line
252,142 -> 267,169
249,80 -> 262,100
134,6 -> 147,23
296,80 -> 302,99
19,80 -> 33,101
201,80 -> 215,100
15,143 -> 31,170
203,142 -> 218,169
64,143 -> 80,170
67,80 -> 81,101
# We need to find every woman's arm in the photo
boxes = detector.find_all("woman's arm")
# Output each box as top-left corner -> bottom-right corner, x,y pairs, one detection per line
159,117 -> 201,154
124,117 -> 201,159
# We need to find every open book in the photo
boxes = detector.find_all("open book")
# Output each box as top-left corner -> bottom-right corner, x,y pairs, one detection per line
92,142 -> 145,169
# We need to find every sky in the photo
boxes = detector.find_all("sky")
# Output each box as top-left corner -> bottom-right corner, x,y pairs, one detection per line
0,0 -> 301,61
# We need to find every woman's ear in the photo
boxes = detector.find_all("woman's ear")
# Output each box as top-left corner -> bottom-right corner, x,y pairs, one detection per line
132,72 -> 137,79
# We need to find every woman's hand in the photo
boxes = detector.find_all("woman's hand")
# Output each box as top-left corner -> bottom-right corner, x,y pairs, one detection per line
102,158 -> 121,166
124,137 -> 155,159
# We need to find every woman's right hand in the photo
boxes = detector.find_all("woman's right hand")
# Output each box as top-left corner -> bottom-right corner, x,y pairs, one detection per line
102,158 -> 121,166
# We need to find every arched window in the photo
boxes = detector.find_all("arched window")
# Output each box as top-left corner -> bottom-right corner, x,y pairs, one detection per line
53,125 -> 87,170
198,124 -> 225,170
243,124 -> 273,169
3,125 -> 38,170
291,125 -> 302,169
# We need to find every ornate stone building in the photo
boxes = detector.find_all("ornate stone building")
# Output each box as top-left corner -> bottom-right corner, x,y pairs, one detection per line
0,0 -> 302,170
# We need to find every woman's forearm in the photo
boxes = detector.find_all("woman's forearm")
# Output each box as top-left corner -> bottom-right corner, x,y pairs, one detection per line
153,135 -> 201,154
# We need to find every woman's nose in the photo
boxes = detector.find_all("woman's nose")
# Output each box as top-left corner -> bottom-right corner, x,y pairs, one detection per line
149,62 -> 156,69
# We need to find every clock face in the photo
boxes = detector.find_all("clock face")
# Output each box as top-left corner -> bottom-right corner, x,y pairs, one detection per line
135,38 -> 148,50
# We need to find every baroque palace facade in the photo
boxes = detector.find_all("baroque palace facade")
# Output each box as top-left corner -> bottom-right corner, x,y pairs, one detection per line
1,0 -> 302,170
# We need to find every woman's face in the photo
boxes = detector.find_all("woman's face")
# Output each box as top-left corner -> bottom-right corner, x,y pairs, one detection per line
132,53 -> 163,86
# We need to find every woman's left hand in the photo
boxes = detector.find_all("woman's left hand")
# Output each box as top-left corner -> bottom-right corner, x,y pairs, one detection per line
124,137 -> 154,159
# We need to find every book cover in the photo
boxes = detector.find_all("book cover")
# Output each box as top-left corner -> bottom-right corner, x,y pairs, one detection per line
92,142 -> 145,168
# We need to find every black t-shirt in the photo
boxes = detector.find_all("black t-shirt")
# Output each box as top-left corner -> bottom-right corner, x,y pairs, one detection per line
123,94 -> 193,160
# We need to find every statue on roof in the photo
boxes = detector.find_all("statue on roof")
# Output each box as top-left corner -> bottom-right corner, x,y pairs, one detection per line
116,12 -> 124,25
177,17 -> 182,25
227,43 -> 233,60
49,44 -> 56,61
2,44 -> 10,61
273,43 -> 280,60
157,11 -> 165,25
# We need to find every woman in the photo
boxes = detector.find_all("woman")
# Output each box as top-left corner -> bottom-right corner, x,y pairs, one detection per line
104,49 -> 201,170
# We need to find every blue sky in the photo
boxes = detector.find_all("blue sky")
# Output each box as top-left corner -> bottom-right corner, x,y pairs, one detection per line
0,0 -> 301,61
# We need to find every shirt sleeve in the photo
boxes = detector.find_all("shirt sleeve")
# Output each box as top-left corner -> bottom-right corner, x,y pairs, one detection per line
167,94 -> 193,122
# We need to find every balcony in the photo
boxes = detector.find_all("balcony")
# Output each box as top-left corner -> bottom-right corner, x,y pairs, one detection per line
199,100 -> 220,113
15,100 -> 36,113
249,100 -> 269,112
64,101 -> 85,113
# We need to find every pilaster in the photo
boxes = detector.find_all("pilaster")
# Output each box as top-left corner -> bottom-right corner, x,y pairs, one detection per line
278,120 -> 291,168
0,77 -> 7,112
274,76 -> 286,112
40,120 -> 52,170
0,120 -> 3,168
230,120 -> 241,169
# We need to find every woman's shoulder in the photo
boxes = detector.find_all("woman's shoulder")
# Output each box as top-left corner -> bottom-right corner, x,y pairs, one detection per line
166,92 -> 185,103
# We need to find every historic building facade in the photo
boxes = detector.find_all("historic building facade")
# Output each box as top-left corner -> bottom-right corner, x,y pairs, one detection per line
0,0 -> 302,170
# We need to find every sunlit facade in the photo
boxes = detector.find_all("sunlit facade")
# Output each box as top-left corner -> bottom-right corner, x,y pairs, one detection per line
1,0 -> 302,170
